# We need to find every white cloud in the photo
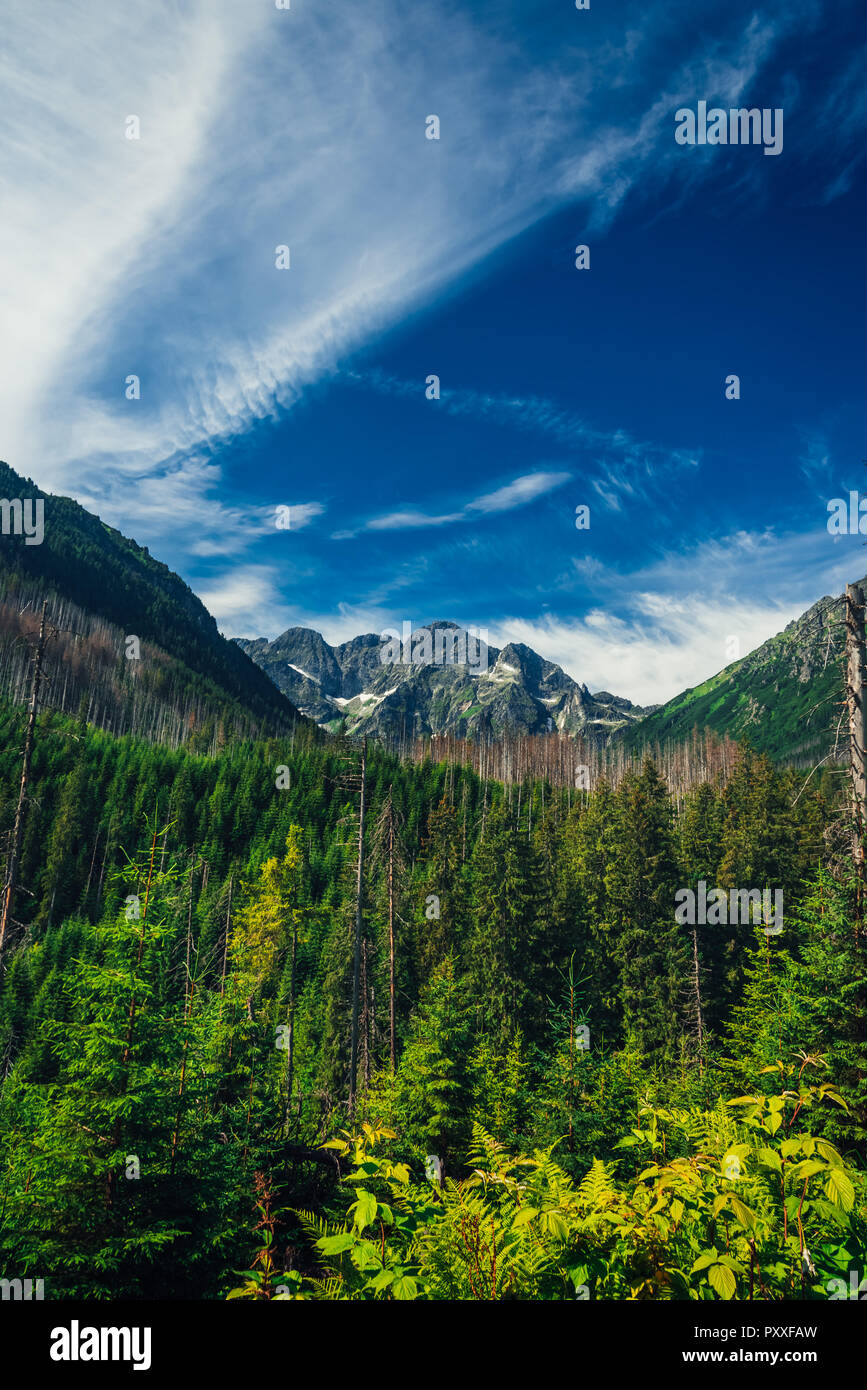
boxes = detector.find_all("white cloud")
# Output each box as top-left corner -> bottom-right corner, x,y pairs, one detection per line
366,510 -> 466,533
203,568 -> 396,647
72,455 -> 325,562
466,472 -> 573,515
493,598 -> 800,707
488,526 -> 852,705
197,565 -> 291,638
286,503 -> 326,530
357,470 -> 571,537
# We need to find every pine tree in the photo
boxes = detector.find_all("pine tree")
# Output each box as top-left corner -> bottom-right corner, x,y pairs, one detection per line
392,956 -> 472,1175
417,797 -> 465,978
605,758 -> 684,1060
466,800 -> 539,1045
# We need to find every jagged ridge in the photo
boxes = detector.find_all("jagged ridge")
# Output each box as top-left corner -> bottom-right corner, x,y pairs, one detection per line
234,620 -> 652,743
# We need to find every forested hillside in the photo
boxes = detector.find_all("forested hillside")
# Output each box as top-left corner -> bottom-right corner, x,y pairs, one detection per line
619,585 -> 850,765
0,461 -> 303,745
0,687 -> 863,1301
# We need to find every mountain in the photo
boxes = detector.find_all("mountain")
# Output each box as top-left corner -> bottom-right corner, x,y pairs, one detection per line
234,621 -> 654,742
0,460 -> 304,748
618,582 -> 852,764
237,579 -> 857,766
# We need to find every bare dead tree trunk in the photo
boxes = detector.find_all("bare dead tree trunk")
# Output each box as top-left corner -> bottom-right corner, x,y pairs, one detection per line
348,737 -> 367,1117
690,920 -> 705,1072
846,582 -> 867,922
95,814 -> 114,912
170,978 -> 194,1176
220,876 -> 233,1000
84,823 -> 101,906
387,807 -> 396,1071
372,789 -> 403,1073
185,851 -> 195,1011
285,916 -> 297,1127
0,601 -> 48,959
361,937 -> 370,1094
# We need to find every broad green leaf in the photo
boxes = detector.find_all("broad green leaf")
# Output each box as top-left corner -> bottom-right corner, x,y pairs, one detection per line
728,1196 -> 758,1230
818,1086 -> 850,1111
512,1206 -> 538,1228
392,1275 -> 420,1300
541,1210 -> 568,1240
790,1160 -> 825,1181
351,1239 -> 383,1273
353,1189 -> 378,1230
708,1263 -> 737,1300
815,1139 -> 843,1166
317,1232 -> 356,1255
825,1167 -> 855,1212
715,1192 -> 758,1230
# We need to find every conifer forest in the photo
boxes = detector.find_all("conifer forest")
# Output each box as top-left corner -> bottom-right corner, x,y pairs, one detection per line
0,686 -> 865,1308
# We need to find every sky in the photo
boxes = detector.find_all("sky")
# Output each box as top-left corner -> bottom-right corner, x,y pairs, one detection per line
1,0 -> 865,705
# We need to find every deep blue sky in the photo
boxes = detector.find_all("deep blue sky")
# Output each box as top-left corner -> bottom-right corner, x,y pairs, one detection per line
4,0 -> 866,701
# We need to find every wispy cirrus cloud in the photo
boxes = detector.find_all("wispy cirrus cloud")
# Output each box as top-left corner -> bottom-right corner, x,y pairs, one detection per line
468,474 -> 574,515
335,470 -> 571,539
345,371 -> 700,510
71,453 -> 325,561
0,0 -> 823,555
798,430 -> 833,488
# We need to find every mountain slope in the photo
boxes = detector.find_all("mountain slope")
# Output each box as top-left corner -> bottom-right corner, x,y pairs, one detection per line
618,584 -> 851,763
235,621 -> 653,742
0,460 -> 304,746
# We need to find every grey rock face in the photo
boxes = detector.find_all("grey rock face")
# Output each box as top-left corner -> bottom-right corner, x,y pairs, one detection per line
234,621 -> 650,744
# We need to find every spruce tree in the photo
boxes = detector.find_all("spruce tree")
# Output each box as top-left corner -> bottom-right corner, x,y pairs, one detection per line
605,759 -> 684,1060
